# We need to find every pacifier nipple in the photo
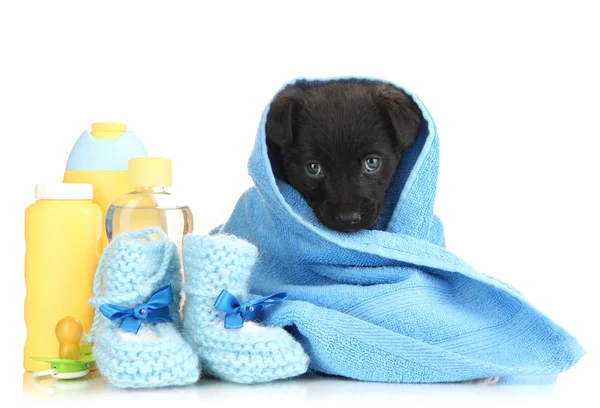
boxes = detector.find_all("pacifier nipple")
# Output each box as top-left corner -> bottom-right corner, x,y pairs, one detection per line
55,316 -> 83,360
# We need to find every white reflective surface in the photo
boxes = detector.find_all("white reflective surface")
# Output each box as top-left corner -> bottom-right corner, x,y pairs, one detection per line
22,355 -> 595,405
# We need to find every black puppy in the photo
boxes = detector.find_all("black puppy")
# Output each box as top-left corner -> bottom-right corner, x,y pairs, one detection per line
266,80 -> 423,232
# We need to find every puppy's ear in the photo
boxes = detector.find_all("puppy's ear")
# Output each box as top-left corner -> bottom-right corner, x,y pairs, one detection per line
373,83 -> 422,151
266,85 -> 303,147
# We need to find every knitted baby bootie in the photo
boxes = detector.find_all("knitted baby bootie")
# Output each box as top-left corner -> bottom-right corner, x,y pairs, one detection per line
160,246 -> 184,330
89,228 -> 200,389
182,234 -> 310,384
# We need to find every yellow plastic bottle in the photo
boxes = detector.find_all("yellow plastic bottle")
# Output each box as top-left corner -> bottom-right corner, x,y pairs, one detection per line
63,122 -> 147,251
24,184 -> 101,372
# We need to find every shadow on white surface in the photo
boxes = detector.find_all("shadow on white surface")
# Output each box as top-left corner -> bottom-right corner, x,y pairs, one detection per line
23,370 -> 568,402
22,350 -> 595,403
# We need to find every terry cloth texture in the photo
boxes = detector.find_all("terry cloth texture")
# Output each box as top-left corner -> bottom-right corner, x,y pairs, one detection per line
213,77 -> 586,383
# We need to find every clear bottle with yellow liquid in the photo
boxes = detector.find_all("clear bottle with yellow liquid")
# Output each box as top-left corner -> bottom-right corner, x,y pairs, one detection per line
106,157 -> 193,253
64,122 -> 147,252
24,184 -> 101,372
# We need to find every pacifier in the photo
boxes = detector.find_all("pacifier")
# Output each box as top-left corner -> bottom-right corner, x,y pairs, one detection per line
30,316 -> 95,380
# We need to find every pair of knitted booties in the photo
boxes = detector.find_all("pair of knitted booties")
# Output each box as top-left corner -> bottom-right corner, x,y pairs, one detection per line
88,228 -> 309,389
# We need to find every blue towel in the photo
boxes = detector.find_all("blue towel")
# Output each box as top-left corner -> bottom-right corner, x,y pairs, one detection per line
213,77 -> 585,383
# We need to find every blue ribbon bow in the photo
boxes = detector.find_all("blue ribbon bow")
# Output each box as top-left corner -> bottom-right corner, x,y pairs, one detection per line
214,289 -> 288,329
99,285 -> 174,334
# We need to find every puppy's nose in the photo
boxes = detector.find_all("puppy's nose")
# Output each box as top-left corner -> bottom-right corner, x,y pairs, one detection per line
336,211 -> 361,227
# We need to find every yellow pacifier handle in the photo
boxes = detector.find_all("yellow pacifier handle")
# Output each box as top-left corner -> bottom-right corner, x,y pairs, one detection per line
55,317 -> 83,360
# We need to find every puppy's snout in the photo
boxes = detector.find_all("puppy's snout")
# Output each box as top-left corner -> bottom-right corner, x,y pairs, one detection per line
336,211 -> 361,227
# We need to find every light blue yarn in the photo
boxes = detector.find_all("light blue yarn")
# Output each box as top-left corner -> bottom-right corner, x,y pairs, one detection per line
88,228 -> 200,389
182,234 -> 310,384
162,247 -> 183,330
213,77 -> 586,383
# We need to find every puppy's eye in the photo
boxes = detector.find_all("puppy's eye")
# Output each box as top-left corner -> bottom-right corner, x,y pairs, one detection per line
363,156 -> 381,172
305,161 -> 323,177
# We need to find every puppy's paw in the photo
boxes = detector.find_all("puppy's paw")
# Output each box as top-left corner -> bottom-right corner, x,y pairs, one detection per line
463,376 -> 500,385
481,376 -> 500,385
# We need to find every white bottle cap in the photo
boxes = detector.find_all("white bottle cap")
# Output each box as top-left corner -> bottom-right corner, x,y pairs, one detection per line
35,184 -> 94,200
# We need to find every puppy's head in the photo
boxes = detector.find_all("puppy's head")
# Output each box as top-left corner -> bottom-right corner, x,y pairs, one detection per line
266,81 -> 422,232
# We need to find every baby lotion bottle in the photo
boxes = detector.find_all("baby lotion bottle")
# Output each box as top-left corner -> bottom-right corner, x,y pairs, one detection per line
106,157 -> 193,252
24,184 -> 101,371
64,122 -> 147,251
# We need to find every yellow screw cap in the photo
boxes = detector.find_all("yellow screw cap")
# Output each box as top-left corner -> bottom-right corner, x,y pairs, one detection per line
91,122 -> 127,140
129,157 -> 172,188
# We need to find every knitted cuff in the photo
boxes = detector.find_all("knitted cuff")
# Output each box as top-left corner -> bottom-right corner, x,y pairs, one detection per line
90,228 -> 175,308
183,234 -> 258,299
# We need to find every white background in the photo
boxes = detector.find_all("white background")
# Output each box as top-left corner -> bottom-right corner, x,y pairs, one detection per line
1,1 -> 598,407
